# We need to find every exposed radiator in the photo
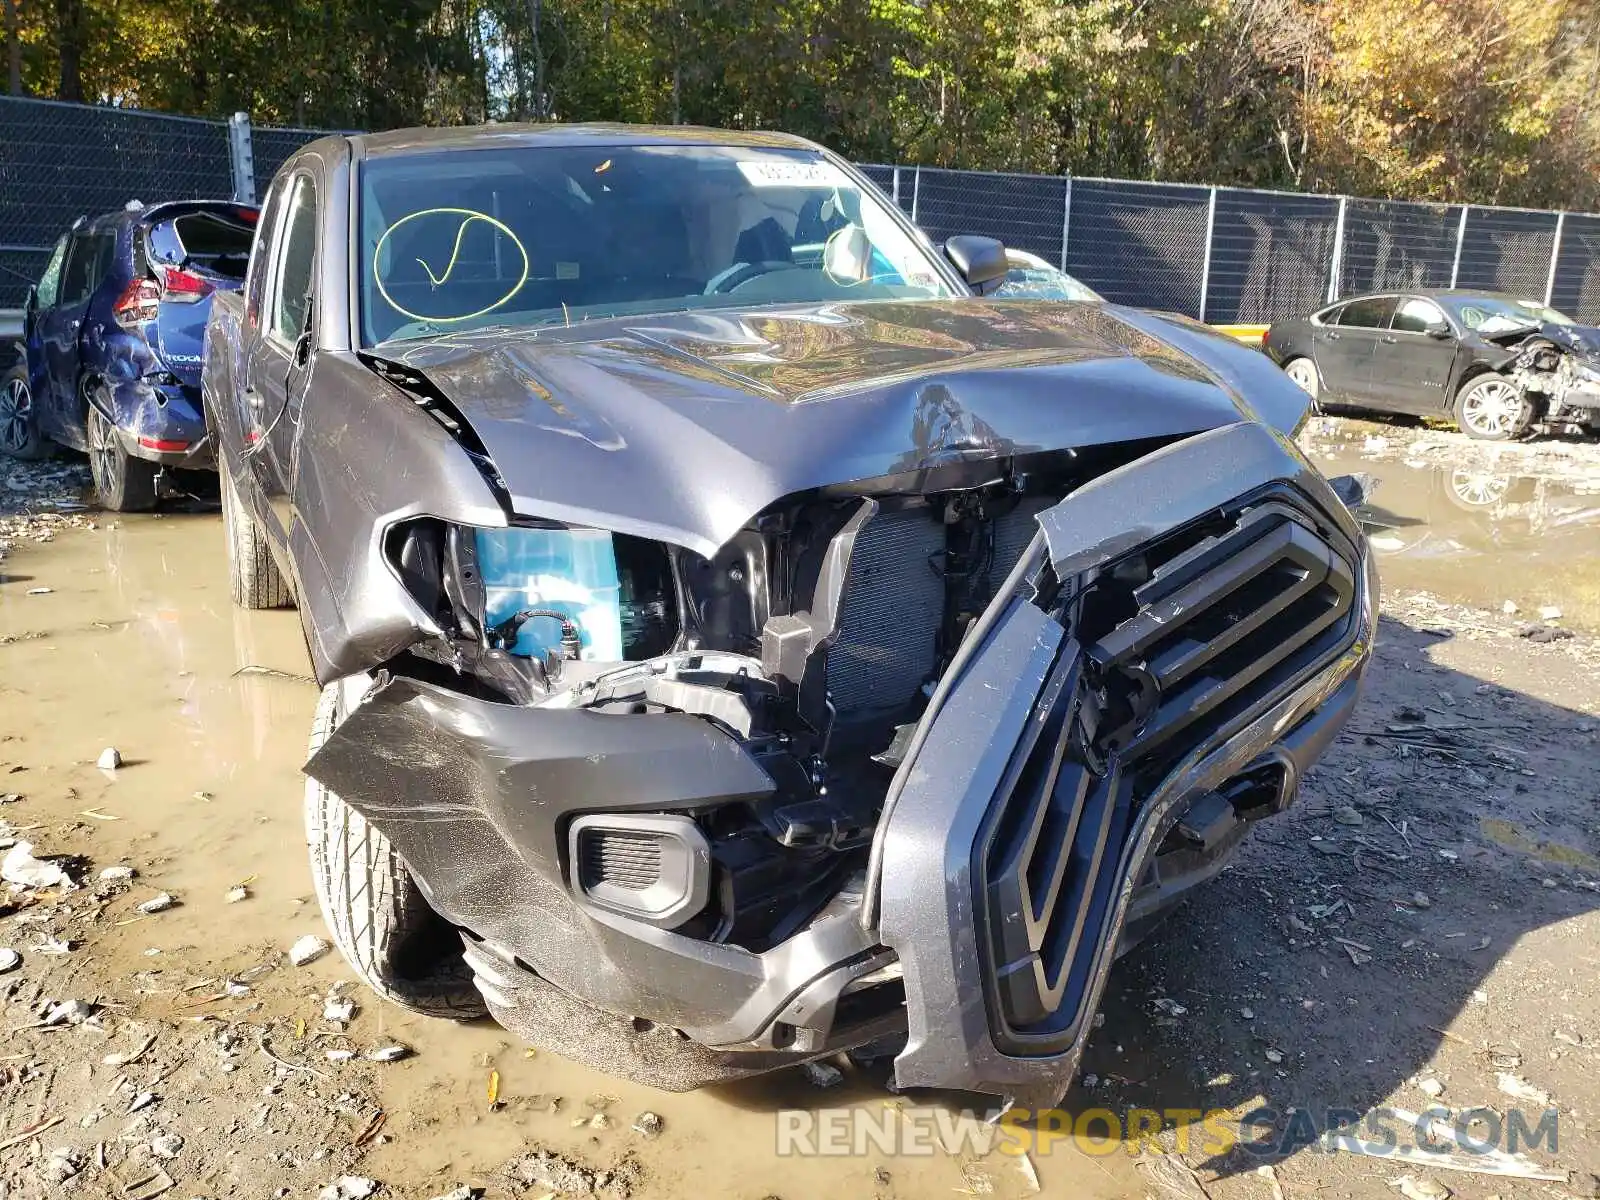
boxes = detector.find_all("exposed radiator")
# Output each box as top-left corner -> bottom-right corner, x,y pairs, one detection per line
826,506 -> 946,718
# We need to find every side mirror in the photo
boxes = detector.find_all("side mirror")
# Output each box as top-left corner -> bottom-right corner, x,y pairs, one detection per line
1426,324 -> 1452,340
943,235 -> 1009,295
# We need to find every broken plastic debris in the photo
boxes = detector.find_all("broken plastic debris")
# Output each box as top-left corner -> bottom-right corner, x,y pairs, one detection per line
96,747 -> 121,770
43,999 -> 94,1026
288,935 -> 330,966
802,1060 -> 844,1088
323,996 -> 356,1023
136,892 -> 177,914
366,1044 -> 411,1063
326,1049 -> 356,1063
126,1091 -> 157,1113
2,841 -> 71,889
1496,1072 -> 1551,1104
103,1034 -> 158,1066
1153,997 -> 1188,1016
0,948 -> 19,973
226,885 -> 249,903
1393,1176 -> 1450,1200
25,586 -> 51,595
98,865 -> 136,882
1417,1078 -> 1444,1098
317,1177 -> 379,1200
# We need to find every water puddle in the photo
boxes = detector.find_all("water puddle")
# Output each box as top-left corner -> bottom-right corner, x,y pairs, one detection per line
1302,426 -> 1600,633
0,512 -> 1135,1199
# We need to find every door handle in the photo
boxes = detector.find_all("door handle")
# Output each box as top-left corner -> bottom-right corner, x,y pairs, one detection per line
1322,331 -> 1340,340
1381,336 -> 1398,344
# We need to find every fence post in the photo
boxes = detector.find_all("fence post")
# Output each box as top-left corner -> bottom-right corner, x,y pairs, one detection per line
1449,205 -> 1469,288
1198,187 -> 1218,322
1545,211 -> 1566,307
1059,175 -> 1073,271
892,166 -> 900,208
227,112 -> 256,205
1327,196 -> 1348,303
910,166 -> 921,224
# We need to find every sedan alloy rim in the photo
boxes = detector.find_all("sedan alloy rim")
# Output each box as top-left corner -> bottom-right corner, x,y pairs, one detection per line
0,378 -> 32,451
1462,379 -> 1522,436
1285,360 -> 1318,394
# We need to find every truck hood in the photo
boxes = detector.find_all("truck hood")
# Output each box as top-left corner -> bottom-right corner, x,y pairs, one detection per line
373,299 -> 1307,557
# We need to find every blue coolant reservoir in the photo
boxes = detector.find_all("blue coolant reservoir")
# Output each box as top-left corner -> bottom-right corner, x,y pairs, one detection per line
474,527 -> 625,661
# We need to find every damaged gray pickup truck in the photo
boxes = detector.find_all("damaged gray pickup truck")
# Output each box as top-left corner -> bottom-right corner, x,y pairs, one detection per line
202,124 -> 1376,1104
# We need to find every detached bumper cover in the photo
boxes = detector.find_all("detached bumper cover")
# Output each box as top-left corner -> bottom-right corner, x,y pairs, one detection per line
874,422 -> 1375,1102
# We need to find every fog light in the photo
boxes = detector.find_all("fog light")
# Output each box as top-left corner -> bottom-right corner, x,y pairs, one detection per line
568,814 -> 710,929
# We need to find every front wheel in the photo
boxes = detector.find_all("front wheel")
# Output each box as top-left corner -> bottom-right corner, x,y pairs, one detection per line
305,678 -> 487,1020
1454,375 -> 1532,441
87,402 -> 158,511
0,365 -> 49,460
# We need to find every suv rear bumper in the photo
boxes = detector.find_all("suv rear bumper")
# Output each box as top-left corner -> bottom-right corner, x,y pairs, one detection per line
103,378 -> 215,469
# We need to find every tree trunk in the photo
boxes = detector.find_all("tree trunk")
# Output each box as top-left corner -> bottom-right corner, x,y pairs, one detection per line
55,0 -> 83,101
3,0 -> 20,95
525,0 -> 545,119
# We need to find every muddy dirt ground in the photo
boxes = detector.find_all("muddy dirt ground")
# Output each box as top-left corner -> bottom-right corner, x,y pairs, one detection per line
1,419 -> 1598,1200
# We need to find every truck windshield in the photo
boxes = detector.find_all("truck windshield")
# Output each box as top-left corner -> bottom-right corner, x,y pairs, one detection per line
357,143 -> 954,346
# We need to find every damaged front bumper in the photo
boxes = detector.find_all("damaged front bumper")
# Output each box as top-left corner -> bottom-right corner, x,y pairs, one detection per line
305,421 -> 1375,1098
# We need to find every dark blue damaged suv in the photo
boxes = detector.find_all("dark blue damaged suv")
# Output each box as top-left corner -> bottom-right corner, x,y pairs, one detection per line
1,200 -> 258,510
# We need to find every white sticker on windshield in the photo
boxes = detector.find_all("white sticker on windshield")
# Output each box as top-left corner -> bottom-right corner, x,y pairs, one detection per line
737,160 -> 850,189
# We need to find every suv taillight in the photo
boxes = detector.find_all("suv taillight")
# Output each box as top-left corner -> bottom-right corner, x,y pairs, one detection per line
112,278 -> 161,327
160,266 -> 213,304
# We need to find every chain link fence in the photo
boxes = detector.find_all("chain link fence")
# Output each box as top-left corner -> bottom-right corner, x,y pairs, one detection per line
3,94 -> 1598,325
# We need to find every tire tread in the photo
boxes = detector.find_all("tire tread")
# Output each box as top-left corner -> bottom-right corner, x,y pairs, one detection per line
304,681 -> 486,1020
221,465 -> 294,609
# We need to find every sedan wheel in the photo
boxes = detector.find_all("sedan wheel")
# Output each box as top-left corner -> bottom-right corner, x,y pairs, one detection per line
1454,376 -> 1532,441
0,367 -> 47,460
1283,357 -> 1322,408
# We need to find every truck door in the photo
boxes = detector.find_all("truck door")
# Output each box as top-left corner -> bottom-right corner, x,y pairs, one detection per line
242,170 -> 319,542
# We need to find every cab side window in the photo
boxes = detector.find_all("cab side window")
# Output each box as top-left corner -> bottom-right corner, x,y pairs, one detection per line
35,236 -> 67,308
246,177 -> 288,326
270,176 -> 318,344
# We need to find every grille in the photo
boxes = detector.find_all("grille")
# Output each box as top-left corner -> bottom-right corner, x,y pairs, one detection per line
579,832 -> 662,892
826,506 -> 946,717
974,493 -> 1357,1053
